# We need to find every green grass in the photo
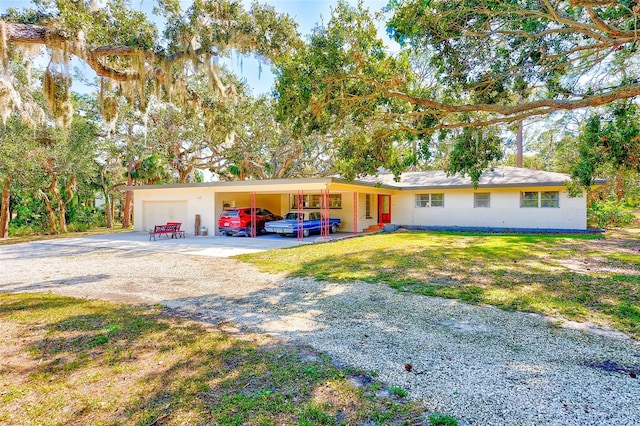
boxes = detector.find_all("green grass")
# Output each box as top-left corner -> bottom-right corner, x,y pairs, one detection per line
388,385 -> 409,398
429,412 -> 459,426
0,225 -> 131,245
0,293 -> 426,425
239,231 -> 640,339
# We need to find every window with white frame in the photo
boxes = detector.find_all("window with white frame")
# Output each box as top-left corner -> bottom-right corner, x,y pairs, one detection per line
540,191 -> 560,207
520,191 -> 559,208
365,194 -> 372,218
416,193 -> 445,207
474,192 -> 490,208
289,193 -> 342,209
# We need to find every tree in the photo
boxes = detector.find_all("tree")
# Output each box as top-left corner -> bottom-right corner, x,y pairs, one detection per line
385,0 -> 640,126
0,117 -> 41,238
571,101 -> 640,197
215,96 -> 333,180
35,105 -> 100,234
276,0 -> 640,180
0,56 -> 46,238
1,0 -> 299,121
274,0 -> 421,179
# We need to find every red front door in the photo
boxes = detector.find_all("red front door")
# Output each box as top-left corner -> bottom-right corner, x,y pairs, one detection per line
378,194 -> 391,224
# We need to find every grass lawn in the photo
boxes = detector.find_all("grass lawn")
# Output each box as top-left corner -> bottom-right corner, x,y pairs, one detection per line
239,230 -> 640,340
0,226 -> 132,246
0,293 -> 430,426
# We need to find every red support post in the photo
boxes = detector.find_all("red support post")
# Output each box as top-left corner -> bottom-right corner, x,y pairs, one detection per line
297,190 -> 304,240
353,192 -> 358,234
320,189 -> 329,237
250,192 -> 257,238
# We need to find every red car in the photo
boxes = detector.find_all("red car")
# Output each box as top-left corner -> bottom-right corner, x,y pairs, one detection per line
217,208 -> 282,236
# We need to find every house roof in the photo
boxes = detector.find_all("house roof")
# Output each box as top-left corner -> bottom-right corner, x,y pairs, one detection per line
128,167 -> 604,192
354,167 -> 604,190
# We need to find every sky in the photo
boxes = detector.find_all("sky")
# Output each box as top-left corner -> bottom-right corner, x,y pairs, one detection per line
0,0 -> 392,95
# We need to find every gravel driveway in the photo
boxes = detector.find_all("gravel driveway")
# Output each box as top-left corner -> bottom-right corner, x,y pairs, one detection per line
1,236 -> 639,426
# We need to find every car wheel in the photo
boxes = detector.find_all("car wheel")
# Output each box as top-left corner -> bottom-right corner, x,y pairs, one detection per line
303,229 -> 310,237
330,223 -> 338,234
245,224 -> 253,237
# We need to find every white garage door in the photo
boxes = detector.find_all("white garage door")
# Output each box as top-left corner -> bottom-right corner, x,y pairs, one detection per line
142,201 -> 188,231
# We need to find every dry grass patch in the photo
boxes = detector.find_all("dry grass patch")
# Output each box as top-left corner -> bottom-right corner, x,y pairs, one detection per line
0,293 -> 429,425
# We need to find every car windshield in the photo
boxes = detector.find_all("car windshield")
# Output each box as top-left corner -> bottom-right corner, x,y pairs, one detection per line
221,210 -> 239,217
284,212 -> 301,220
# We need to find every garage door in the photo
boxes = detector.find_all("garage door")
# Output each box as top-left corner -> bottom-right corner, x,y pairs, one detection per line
142,201 -> 188,231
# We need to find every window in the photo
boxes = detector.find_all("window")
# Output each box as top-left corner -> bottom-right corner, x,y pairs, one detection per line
289,194 -> 342,209
521,191 -> 559,208
365,194 -> 372,218
541,191 -> 559,208
474,192 -> 490,208
416,194 -> 429,208
521,192 -> 539,208
416,193 -> 445,208
430,193 -> 444,207
329,194 -> 342,208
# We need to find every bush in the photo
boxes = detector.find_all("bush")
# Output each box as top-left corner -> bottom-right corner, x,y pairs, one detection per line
69,206 -> 106,230
429,413 -> 458,426
8,223 -> 41,237
388,385 -> 408,398
588,200 -> 634,228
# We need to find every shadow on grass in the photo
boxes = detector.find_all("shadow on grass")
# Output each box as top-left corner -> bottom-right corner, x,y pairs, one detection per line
242,232 -> 639,339
0,293 -> 423,425
0,274 -> 111,293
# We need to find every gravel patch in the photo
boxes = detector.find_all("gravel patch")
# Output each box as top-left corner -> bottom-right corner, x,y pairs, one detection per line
1,238 -> 639,426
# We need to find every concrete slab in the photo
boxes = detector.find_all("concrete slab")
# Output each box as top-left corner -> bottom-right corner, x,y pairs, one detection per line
27,231 -> 334,258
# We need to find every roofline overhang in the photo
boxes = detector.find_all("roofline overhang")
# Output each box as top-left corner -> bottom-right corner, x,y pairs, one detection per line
391,182 -> 582,190
123,177 -> 607,192
123,177 -> 399,192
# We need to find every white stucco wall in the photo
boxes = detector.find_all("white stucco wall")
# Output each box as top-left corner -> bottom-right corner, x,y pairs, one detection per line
391,187 -> 587,230
133,187 -> 216,235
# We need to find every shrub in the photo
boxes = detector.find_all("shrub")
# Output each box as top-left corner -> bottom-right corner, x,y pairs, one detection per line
388,385 -> 408,398
429,412 -> 459,426
8,223 -> 41,237
69,206 -> 106,230
588,200 -> 634,228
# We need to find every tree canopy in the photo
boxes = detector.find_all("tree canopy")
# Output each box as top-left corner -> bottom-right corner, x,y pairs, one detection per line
1,0 -> 300,125
274,0 -> 640,180
386,0 -> 640,126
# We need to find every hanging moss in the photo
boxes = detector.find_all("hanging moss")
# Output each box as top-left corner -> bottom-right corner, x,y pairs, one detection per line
0,22 -> 7,69
57,100 -> 73,128
101,95 -> 118,122
0,78 -> 14,124
43,67 -> 73,128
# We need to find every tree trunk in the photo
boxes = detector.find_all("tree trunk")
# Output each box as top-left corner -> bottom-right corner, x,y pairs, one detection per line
98,168 -> 114,228
0,177 -> 11,239
105,195 -> 114,228
41,192 -> 59,234
42,172 -> 61,234
516,119 -> 523,168
615,175 -> 624,201
178,165 -> 193,183
122,159 -> 134,228
54,175 -> 76,234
